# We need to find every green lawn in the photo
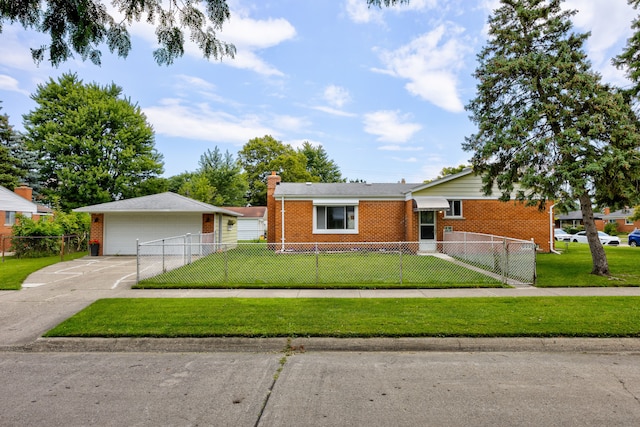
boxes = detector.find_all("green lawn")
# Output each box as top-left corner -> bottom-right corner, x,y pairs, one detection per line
137,245 -> 505,289
536,243 -> 640,287
0,252 -> 88,290
44,296 -> 640,338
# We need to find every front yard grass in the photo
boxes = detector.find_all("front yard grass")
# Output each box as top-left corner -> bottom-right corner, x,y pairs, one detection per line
45,296 -> 640,338
136,246 -> 505,289
0,252 -> 88,290
536,243 -> 640,287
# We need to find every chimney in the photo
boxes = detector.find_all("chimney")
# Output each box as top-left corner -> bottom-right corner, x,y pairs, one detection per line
266,172 -> 281,244
14,185 -> 33,202
604,207 -> 611,215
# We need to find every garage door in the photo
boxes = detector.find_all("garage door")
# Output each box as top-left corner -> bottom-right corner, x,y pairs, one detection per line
104,213 -> 202,255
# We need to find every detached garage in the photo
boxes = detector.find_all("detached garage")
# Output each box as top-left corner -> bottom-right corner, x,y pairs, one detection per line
75,192 -> 242,256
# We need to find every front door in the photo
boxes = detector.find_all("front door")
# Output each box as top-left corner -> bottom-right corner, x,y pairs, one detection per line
419,210 -> 436,252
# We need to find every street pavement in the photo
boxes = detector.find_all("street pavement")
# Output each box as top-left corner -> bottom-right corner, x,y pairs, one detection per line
1,256 -> 640,426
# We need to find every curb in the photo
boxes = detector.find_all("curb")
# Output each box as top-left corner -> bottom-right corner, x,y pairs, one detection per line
7,337 -> 640,354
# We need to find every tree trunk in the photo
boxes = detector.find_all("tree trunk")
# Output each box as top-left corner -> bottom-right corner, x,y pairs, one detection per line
579,193 -> 609,276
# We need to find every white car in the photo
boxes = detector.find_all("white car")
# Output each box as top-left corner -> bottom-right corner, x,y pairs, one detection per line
554,228 -> 572,241
571,231 -> 620,246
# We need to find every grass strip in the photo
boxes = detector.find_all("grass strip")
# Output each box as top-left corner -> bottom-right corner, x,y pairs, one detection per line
45,296 -> 640,338
536,244 -> 640,287
0,252 -> 88,290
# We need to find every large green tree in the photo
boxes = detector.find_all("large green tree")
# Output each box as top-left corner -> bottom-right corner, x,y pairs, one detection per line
24,73 -> 164,210
0,0 -> 406,67
299,141 -> 344,183
464,0 -> 640,276
0,104 -> 23,189
238,135 -> 315,206
197,147 -> 248,206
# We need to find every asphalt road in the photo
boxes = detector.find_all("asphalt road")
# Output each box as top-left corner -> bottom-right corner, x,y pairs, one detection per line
1,256 -> 640,426
1,351 -> 640,426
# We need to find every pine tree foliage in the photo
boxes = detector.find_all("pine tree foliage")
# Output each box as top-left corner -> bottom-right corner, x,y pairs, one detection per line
464,0 -> 640,275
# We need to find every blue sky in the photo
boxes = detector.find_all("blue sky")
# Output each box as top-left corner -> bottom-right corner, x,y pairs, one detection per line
0,0 -> 636,183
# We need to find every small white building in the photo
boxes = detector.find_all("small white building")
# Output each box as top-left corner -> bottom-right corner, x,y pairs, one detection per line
222,206 -> 267,241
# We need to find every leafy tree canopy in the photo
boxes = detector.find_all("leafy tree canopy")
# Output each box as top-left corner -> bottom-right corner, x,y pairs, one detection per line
23,72 -> 164,211
464,0 -> 640,275
0,0 -> 406,67
0,103 -> 25,189
238,135 -> 315,206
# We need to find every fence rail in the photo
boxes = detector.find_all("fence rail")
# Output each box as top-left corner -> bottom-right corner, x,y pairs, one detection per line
137,233 -> 536,286
1,233 -> 87,262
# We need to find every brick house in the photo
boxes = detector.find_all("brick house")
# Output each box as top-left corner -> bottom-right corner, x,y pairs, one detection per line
0,185 -> 43,252
267,169 -> 552,252
599,207 -> 640,233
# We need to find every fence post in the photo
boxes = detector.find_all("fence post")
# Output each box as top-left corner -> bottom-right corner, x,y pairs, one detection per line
186,233 -> 192,265
1,236 -> 5,262
60,235 -> 64,261
224,245 -> 229,282
315,242 -> 319,284
399,242 -> 403,284
136,239 -> 140,284
501,238 -> 507,284
162,239 -> 166,273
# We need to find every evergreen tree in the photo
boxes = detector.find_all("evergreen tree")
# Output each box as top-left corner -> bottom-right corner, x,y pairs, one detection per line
0,104 -> 24,189
299,141 -> 344,183
464,0 -> 640,276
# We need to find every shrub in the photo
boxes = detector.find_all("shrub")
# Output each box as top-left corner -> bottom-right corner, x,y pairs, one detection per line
604,222 -> 619,236
10,212 -> 90,258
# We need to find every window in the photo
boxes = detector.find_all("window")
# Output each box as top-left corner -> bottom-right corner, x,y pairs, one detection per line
626,218 -> 634,226
4,211 -> 16,226
314,205 -> 357,233
445,200 -> 462,217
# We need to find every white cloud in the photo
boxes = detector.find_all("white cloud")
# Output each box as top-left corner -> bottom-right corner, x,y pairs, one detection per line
374,23 -> 471,113
143,99 -> 275,144
271,114 -> 310,132
363,110 -> 422,143
123,7 -> 296,76
345,0 -> 437,24
323,85 -> 351,108
0,75 -> 30,95
311,105 -> 357,117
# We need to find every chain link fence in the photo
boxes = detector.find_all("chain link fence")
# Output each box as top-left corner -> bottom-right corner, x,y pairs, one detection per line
137,233 -> 536,287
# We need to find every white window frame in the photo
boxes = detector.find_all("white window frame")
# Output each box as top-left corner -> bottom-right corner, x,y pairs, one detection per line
444,200 -> 463,218
4,211 -> 16,226
312,201 -> 359,235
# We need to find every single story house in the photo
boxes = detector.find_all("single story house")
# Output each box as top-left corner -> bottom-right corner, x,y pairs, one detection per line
267,169 -> 552,252
0,185 -> 50,252
555,210 -> 604,230
599,207 -> 640,233
75,192 -> 242,256
222,206 -> 267,240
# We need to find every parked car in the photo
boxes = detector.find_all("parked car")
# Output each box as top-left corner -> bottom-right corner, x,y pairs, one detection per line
629,229 -> 640,247
554,228 -> 572,241
572,231 -> 620,246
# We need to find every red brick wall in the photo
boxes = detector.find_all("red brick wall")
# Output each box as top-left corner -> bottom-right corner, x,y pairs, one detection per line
268,192 -> 551,251
90,214 -> 104,255
440,200 -> 550,252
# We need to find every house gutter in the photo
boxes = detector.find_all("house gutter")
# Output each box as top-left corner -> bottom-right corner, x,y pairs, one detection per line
549,204 -> 561,254
281,196 -> 286,251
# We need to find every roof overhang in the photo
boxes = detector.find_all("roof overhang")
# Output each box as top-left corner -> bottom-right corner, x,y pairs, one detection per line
412,196 -> 450,211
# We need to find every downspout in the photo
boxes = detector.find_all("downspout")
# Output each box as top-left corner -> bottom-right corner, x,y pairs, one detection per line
549,204 -> 561,254
280,196 -> 286,251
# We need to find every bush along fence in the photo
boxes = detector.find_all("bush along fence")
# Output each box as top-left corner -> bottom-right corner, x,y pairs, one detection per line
1,233 -> 88,262
136,232 -> 536,287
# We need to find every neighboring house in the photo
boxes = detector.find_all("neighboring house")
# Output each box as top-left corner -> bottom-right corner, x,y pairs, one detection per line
555,210 -> 604,230
74,192 -> 242,256
599,207 -> 640,233
0,185 -> 40,252
223,206 -> 267,241
267,169 -> 552,252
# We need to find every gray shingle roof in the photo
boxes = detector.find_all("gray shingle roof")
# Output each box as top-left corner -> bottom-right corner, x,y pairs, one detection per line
273,182 -> 420,198
74,192 -> 241,215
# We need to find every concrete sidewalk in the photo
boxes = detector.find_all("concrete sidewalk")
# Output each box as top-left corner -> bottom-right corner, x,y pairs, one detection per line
2,256 -> 640,352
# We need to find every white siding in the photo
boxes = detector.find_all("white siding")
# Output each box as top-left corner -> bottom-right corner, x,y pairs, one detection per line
104,213 -> 202,255
237,218 -> 265,240
413,173 -> 514,198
